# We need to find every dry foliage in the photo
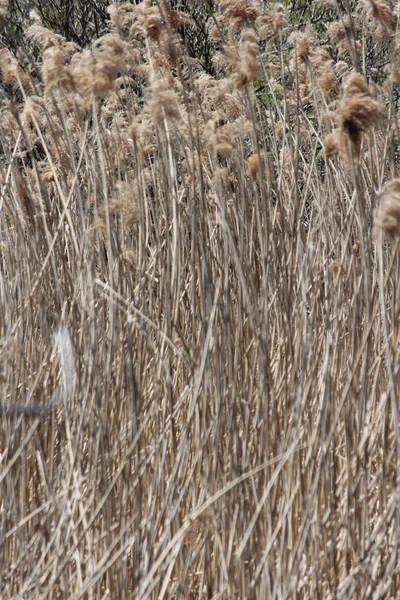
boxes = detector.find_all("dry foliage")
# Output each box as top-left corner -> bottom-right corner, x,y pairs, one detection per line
1,0 -> 400,598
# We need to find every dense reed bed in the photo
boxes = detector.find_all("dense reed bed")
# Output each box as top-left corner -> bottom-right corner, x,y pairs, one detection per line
1,0 -> 400,597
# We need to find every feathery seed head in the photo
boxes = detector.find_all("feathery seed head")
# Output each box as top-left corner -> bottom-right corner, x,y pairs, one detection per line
323,132 -> 340,159
248,153 -> 260,180
208,15 -> 226,42
257,3 -> 287,40
325,72 -> 383,165
42,45 -> 75,93
374,179 -> 400,239
145,8 -> 164,41
328,17 -> 356,54
216,142 -> 234,157
272,4 -> 287,35
25,24 -> 64,50
91,34 -> 129,95
340,73 -> 382,145
147,72 -> 181,127
363,0 -> 393,27
232,29 -> 260,89
220,0 -> 261,31
107,3 -> 136,34
288,26 -> 314,64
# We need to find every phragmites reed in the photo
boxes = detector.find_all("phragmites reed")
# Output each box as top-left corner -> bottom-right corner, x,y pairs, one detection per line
220,0 -> 261,31
365,0 -> 393,23
25,24 -> 65,50
362,0 -> 394,38
147,71 -> 181,127
145,7 -> 164,41
341,73 -> 381,154
374,179 -> 400,239
107,2 -> 136,35
324,72 -> 382,164
91,34 -> 130,95
257,6 -> 285,41
288,25 -> 338,102
0,49 -> 34,92
42,44 -> 75,94
232,28 -> 261,88
247,153 -> 260,180
328,16 -> 359,55
271,4 -> 287,36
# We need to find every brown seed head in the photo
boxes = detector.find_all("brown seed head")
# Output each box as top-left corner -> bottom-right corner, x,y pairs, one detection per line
145,8 -> 164,41
330,260 -> 340,277
167,9 -> 191,30
25,24 -> 64,50
364,0 -> 393,26
328,17 -> 355,53
216,142 -> 234,157
340,73 -> 382,137
232,29 -> 260,89
107,3 -> 136,34
147,73 -> 181,127
220,0 -> 261,31
208,15 -> 226,42
248,153 -> 260,180
91,34 -> 128,95
42,45 -> 70,93
288,26 -> 315,64
323,132 -> 340,159
330,72 -> 383,164
272,4 -> 287,34
374,179 -> 400,240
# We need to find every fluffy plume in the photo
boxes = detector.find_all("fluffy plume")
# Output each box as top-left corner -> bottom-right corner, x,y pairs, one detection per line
257,4 -> 287,39
248,153 -> 260,180
147,72 -> 181,127
220,0 -> 261,31
25,24 -> 65,49
289,25 -> 338,102
107,2 -> 136,35
339,73 -> 382,157
145,7 -> 164,41
374,179 -> 400,239
0,48 -> 34,92
328,17 -> 358,54
362,0 -> 394,38
92,34 -> 129,95
42,45 -> 75,93
324,73 -> 382,164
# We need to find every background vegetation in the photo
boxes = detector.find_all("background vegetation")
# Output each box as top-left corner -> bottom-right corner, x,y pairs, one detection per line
1,0 -> 400,597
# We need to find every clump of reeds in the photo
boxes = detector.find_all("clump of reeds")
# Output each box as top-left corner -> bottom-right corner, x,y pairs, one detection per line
288,25 -> 338,103
361,0 -> 394,39
256,3 -> 287,39
328,16 -> 359,55
2,0 -> 400,598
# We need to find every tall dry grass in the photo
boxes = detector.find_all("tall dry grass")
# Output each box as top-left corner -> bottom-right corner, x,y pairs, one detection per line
1,0 -> 400,597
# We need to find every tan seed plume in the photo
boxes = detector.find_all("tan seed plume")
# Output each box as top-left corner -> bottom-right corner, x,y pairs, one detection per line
374,179 -> 400,240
